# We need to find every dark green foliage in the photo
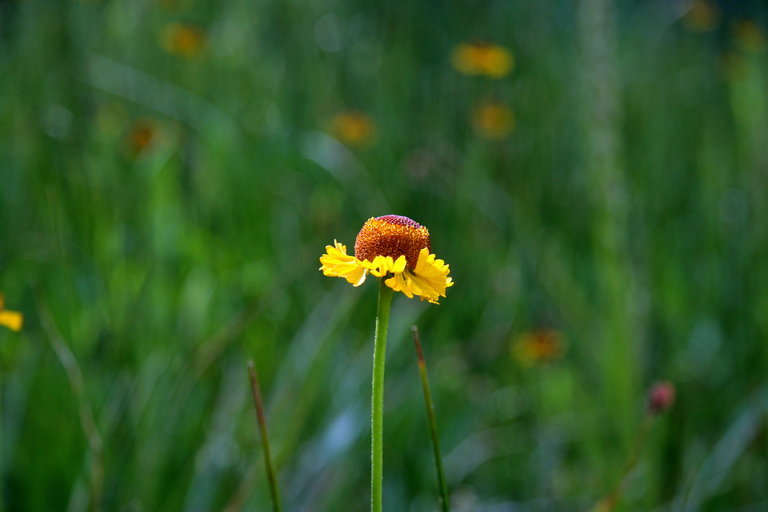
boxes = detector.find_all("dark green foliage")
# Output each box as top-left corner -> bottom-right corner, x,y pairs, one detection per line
1,1 -> 767,510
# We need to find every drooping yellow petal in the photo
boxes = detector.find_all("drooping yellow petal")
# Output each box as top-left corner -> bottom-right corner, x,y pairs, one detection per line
319,240 -> 368,286
0,310 -> 23,331
384,272 -> 414,299
384,248 -> 453,304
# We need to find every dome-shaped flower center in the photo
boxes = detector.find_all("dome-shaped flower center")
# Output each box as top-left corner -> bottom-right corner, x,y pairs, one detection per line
354,215 -> 431,269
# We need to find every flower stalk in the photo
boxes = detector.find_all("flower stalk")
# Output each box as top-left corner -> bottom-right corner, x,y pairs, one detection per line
593,382 -> 676,511
247,361 -> 282,512
319,214 -> 453,510
411,326 -> 450,512
371,278 -> 393,512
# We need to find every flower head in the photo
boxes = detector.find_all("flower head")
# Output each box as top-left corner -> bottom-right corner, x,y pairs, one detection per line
330,110 -> 376,147
451,42 -> 514,78
320,215 -> 453,304
126,119 -> 157,157
732,19 -> 766,53
472,100 -> 515,139
0,294 -> 23,332
161,23 -> 207,58
682,0 -> 720,33
511,329 -> 565,366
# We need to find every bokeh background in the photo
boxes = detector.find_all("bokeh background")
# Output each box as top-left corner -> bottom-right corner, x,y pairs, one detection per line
2,0 -> 768,510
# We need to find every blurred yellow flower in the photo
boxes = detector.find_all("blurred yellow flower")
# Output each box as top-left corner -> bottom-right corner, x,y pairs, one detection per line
0,294 -> 23,332
682,0 -> 721,33
511,330 -> 564,366
161,23 -> 206,58
732,19 -> 766,53
452,42 -> 514,78
320,215 -> 453,304
330,110 -> 376,147
472,101 -> 515,139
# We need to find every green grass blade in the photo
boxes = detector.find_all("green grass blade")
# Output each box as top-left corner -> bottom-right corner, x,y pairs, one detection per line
247,361 -> 282,512
411,326 -> 449,512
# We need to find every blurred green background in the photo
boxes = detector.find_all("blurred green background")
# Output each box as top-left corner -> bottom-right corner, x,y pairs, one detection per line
2,0 -> 768,510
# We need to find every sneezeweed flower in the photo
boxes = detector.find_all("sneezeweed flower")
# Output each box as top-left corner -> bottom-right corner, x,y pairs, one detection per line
732,19 -> 766,53
126,120 -> 157,157
472,100 -> 515,139
161,23 -> 207,58
511,329 -> 565,366
330,110 -> 376,147
647,381 -> 675,415
320,215 -> 453,304
0,294 -> 23,332
451,41 -> 514,78
682,0 -> 721,33
320,215 -> 453,512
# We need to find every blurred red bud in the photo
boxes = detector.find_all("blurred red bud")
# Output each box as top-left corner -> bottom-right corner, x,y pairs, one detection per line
647,381 -> 675,415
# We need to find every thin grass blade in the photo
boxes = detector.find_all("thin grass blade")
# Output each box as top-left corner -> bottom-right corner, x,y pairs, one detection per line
247,360 -> 282,512
411,326 -> 450,512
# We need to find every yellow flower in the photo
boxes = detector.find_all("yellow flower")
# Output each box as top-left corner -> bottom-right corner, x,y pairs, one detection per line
0,294 -> 23,332
511,330 -> 564,366
330,111 -> 376,147
682,0 -> 721,33
320,215 -> 453,304
472,101 -> 515,139
161,23 -> 206,58
732,19 -> 766,53
451,42 -> 514,78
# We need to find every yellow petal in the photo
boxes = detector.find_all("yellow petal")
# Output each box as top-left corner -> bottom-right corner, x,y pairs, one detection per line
391,255 -> 407,274
384,272 -> 414,298
384,248 -> 453,304
0,310 -> 23,331
365,255 -> 393,277
319,240 -> 368,286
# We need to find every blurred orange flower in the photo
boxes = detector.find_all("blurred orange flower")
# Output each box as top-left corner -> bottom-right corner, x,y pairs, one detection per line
126,120 -> 158,157
732,19 -> 766,53
472,101 -> 515,139
682,0 -> 721,33
0,294 -> 23,332
330,110 -> 376,147
511,330 -> 564,366
452,42 -> 513,78
161,23 -> 206,58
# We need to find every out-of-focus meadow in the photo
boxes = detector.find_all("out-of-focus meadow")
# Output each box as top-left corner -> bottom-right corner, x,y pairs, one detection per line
2,0 -> 768,510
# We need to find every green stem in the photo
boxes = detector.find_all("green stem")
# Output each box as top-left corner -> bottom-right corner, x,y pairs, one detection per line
592,415 -> 653,512
411,326 -> 450,512
371,279 -> 394,512
247,361 -> 282,512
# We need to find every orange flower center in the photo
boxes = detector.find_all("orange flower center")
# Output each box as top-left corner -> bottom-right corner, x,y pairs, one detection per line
354,215 -> 431,269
